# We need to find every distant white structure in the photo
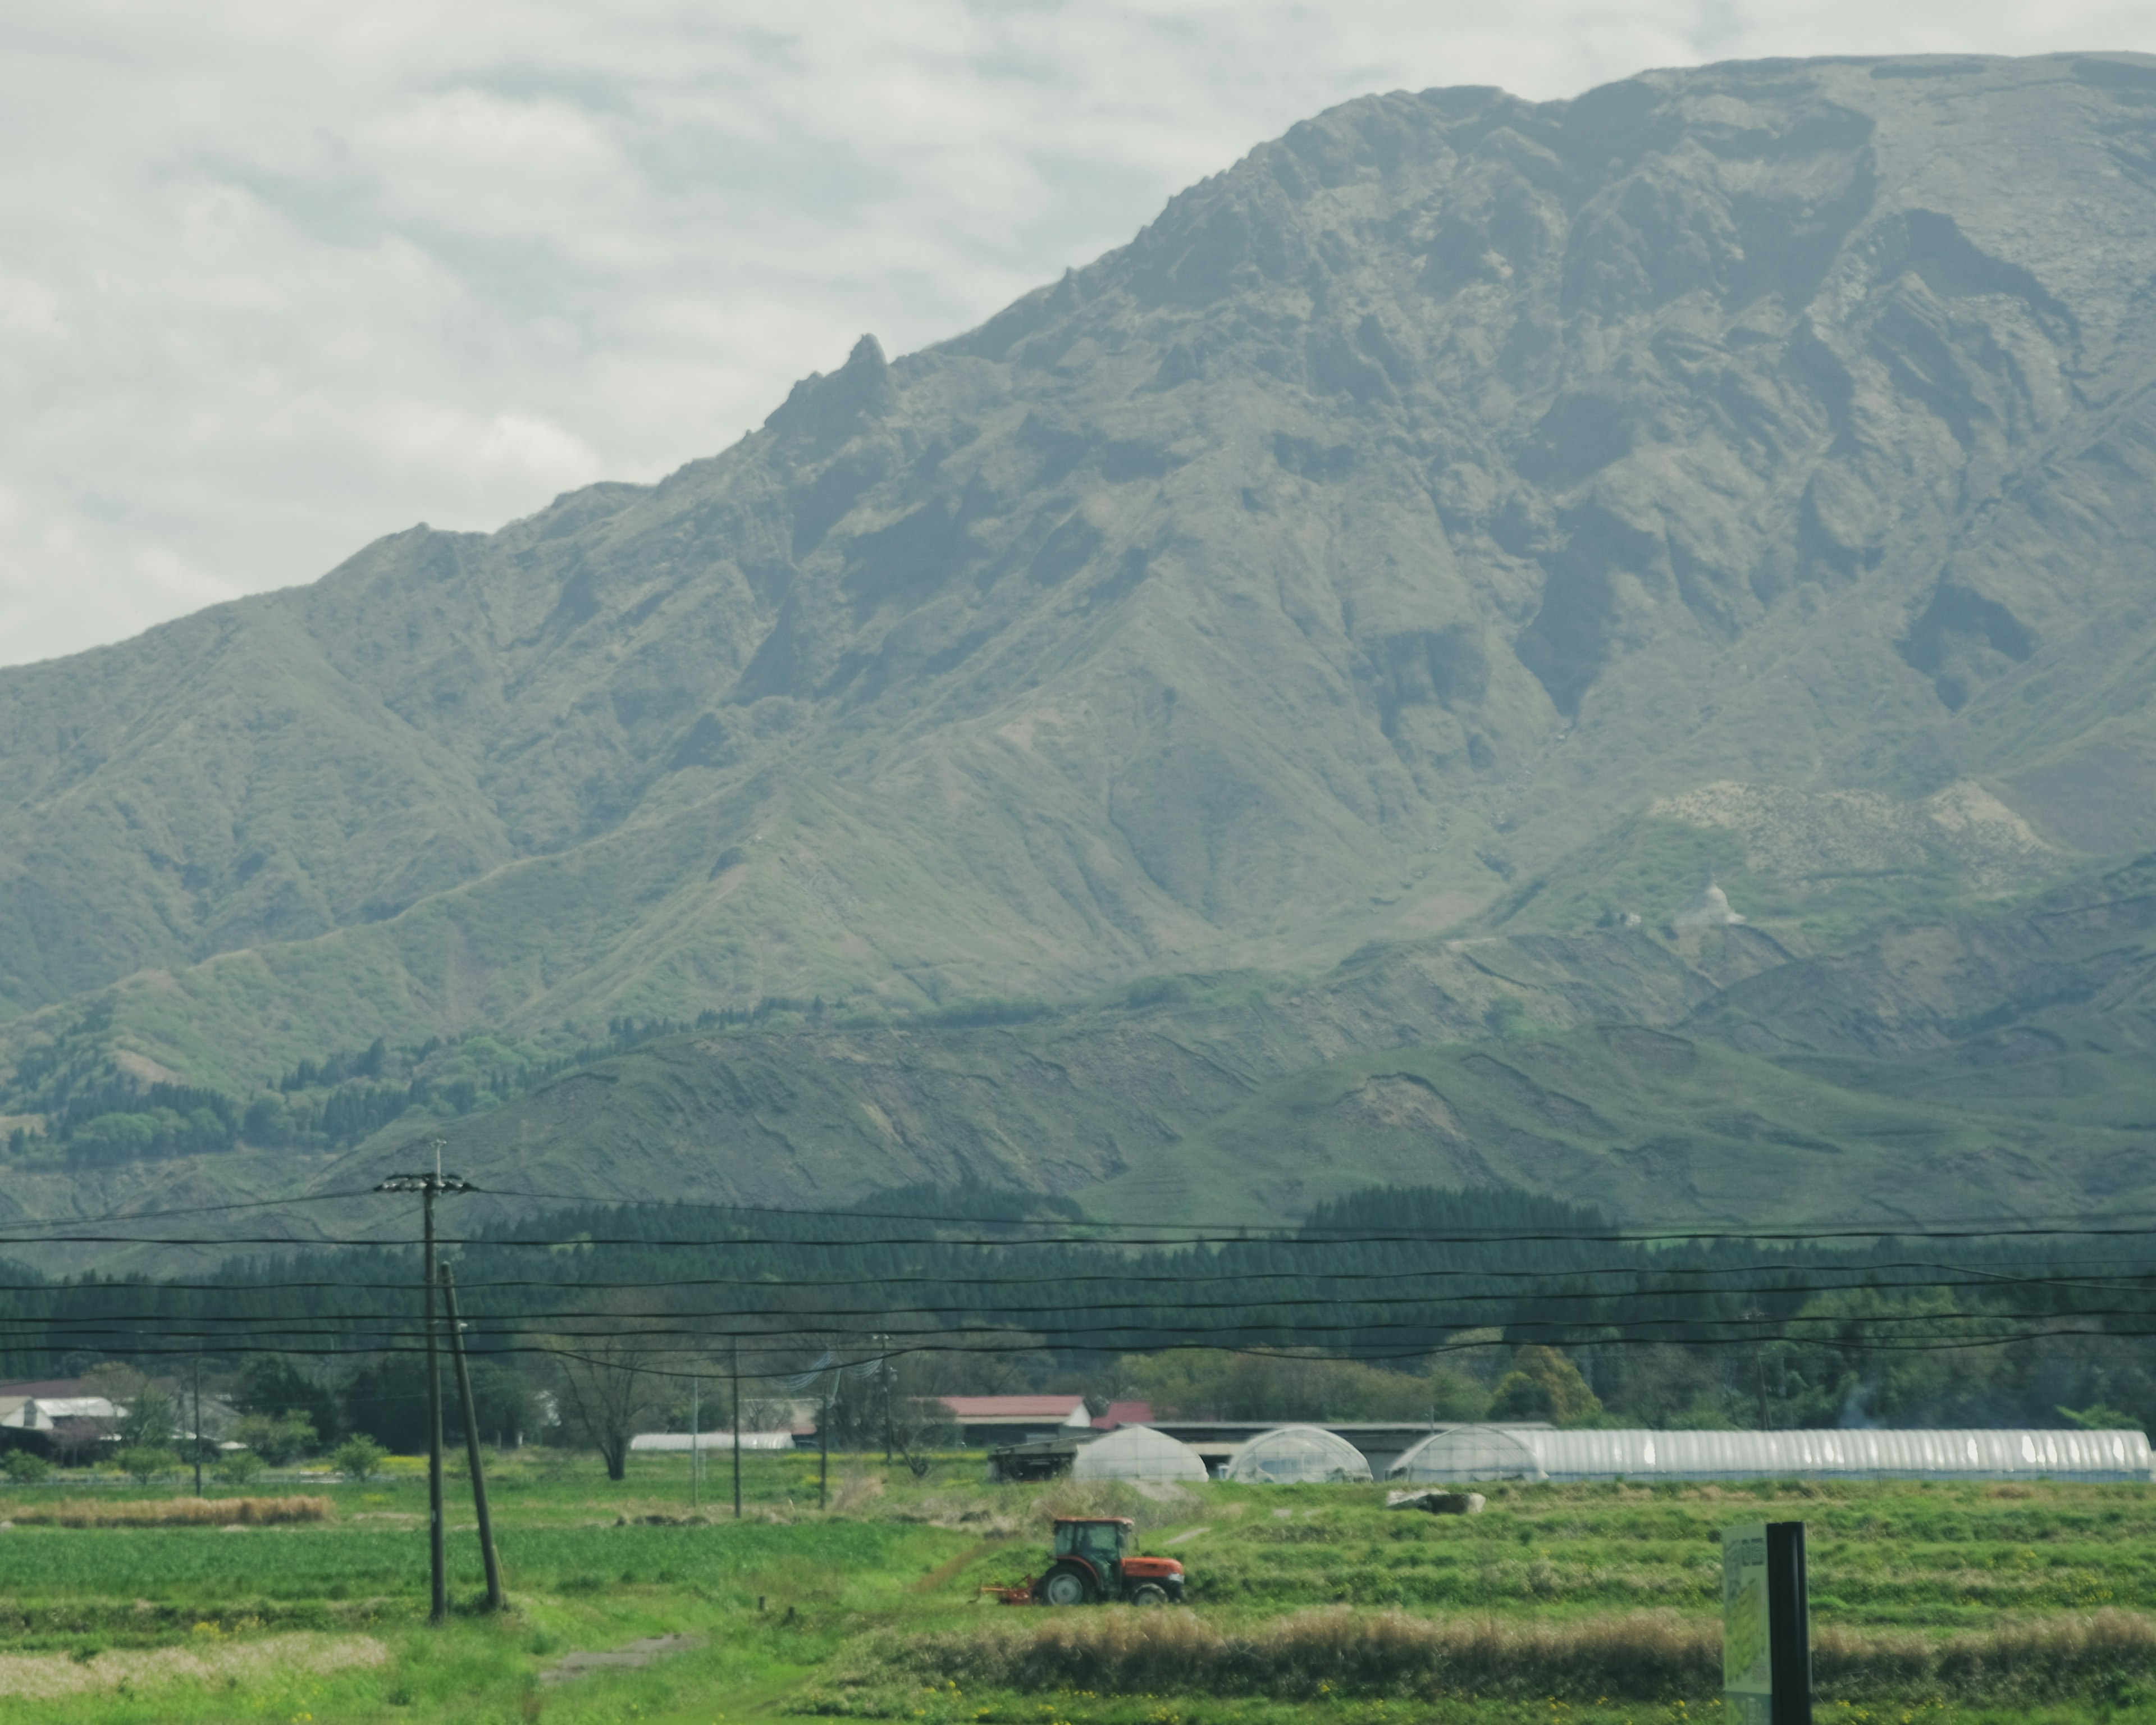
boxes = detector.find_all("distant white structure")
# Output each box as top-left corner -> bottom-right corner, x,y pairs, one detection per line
1388,1425 -> 2152,1484
629,1431 -> 795,1452
0,1395 -> 118,1431
1672,878 -> 1745,929
1071,1426 -> 1208,1483
1223,1425 -> 1374,1484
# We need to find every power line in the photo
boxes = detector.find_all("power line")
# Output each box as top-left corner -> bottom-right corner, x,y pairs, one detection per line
0,1189 -> 384,1231
20,1323 -> 2155,1370
15,1303 -> 2149,1345
470,1188 -> 2156,1238
7,1272 -> 2149,1327
6,1251 -> 2146,1298
11,1218 -> 2156,1250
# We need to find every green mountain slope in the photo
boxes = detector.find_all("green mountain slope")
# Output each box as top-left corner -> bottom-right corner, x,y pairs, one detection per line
12,54 -> 2156,1231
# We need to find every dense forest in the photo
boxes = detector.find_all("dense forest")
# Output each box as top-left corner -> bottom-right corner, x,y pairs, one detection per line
2,1185 -> 2148,1458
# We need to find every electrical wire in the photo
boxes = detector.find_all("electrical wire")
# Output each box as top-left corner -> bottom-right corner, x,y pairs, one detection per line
18,1323 -> 2155,1371
5,1252 -> 2147,1299
8,1217 -> 2156,1250
6,1271 -> 2149,1327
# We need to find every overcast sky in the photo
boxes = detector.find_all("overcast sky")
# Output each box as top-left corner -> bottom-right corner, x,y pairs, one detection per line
5,3 -> 2154,668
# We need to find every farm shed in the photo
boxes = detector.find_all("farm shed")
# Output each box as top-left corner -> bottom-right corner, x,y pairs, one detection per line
1223,1425 -> 1374,1484
1071,1425 -> 1209,1482
1388,1425 -> 2153,1484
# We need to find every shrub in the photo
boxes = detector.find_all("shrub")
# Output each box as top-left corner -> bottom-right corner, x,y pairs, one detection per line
331,1436 -> 387,1482
113,1446 -> 179,1484
217,1450 -> 268,1485
1488,1346 -> 1603,1426
234,1411 -> 317,1466
1,1450 -> 51,1483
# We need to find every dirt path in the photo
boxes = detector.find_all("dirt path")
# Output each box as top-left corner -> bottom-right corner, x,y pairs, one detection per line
541,1632 -> 704,1686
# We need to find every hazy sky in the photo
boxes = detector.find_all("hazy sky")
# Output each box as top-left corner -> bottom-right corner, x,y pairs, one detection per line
5,3 -> 2154,667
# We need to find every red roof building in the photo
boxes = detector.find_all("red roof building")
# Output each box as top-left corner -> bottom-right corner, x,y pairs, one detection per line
938,1395 -> 1091,1445
1094,1401 -> 1154,1430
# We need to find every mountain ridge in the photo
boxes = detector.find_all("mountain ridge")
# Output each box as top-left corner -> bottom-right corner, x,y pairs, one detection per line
10,53 -> 2156,1230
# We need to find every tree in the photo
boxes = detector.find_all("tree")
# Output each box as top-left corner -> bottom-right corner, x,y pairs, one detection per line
2059,1404 -> 2145,1430
1,1450 -> 50,1483
889,1395 -> 957,1479
233,1411 -> 317,1466
1115,1348 -> 1486,1422
465,1361 -> 538,1449
330,1436 -> 387,1481
217,1450 -> 267,1485
115,1445 -> 177,1484
82,1363 -> 178,1452
236,1356 -> 341,1446
1488,1347 -> 1604,1426
549,1322 -> 666,1481
341,1356 -> 432,1453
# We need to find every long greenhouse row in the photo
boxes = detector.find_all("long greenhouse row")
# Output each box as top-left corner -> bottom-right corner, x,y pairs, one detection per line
1063,1422 -> 2153,1485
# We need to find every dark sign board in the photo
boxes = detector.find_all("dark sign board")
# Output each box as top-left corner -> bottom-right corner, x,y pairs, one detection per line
1721,1521 -> 1810,1724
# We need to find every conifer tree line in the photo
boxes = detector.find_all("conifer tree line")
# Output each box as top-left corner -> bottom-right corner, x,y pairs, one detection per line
1,1185 -> 2149,1461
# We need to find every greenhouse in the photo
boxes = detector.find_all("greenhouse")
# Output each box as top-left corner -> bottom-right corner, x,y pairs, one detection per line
1387,1425 -> 2153,1484
1223,1425 -> 1374,1484
1071,1425 -> 1210,1482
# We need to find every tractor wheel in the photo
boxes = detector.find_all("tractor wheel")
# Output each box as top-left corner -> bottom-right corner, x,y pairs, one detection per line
1041,1566 -> 1094,1607
1127,1582 -> 1169,1607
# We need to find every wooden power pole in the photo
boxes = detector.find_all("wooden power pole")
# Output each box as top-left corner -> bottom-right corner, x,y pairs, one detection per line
441,1265 -> 505,1612
731,1335 -> 742,1519
376,1151 -> 475,1626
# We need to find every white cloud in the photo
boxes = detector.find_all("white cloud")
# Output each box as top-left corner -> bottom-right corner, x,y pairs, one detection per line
2,0 -> 2153,666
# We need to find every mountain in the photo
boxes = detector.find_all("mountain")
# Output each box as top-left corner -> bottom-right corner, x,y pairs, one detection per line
9,52 -> 2156,1234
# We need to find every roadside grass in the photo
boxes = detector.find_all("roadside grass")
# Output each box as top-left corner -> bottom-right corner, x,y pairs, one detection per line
808,1603 -> 2156,1705
0,1457 -> 2151,1722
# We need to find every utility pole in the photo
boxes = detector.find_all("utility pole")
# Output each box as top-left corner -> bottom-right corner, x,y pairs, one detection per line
191,1357 -> 204,1498
440,1265 -> 505,1612
877,1336 -> 893,1463
377,1149 -> 476,1627
819,1376 -> 830,1510
731,1335 -> 742,1519
690,1380 -> 700,1511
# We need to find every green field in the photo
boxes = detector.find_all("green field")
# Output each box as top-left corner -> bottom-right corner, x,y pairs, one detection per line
0,1451 -> 2150,1724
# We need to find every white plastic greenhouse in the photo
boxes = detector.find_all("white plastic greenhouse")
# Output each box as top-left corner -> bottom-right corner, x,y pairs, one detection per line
1387,1425 -> 2153,1484
1223,1425 -> 1374,1484
1071,1426 -> 1210,1482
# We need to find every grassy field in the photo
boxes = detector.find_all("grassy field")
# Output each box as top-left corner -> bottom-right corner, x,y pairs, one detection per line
0,1453 -> 2149,1723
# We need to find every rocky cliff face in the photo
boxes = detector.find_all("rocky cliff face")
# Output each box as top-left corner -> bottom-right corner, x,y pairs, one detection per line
6,53 -> 2156,1088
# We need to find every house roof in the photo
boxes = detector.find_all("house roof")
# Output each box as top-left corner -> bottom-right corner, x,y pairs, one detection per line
1094,1400 -> 1154,1429
2,1395 -> 118,1429
939,1395 -> 1088,1421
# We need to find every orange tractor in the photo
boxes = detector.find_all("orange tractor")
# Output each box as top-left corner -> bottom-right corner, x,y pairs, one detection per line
993,1516 -> 1186,1606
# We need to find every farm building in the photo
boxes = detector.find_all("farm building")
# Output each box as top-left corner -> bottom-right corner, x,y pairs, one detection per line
938,1395 -> 1095,1446
1223,1424 -> 1374,1484
1388,1425 -> 2154,1484
629,1431 -> 795,1452
1070,1425 -> 1208,1482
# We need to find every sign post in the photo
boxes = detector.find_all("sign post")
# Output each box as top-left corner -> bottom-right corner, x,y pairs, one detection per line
1722,1522 -> 1810,1724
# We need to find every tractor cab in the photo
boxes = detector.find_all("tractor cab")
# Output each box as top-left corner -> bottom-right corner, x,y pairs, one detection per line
1034,1517 -> 1185,1606
1054,1517 -> 1131,1568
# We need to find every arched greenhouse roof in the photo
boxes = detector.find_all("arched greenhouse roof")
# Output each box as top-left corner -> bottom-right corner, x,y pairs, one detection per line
1223,1425 -> 1373,1484
1071,1425 -> 1209,1482
1388,1425 -> 2153,1484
